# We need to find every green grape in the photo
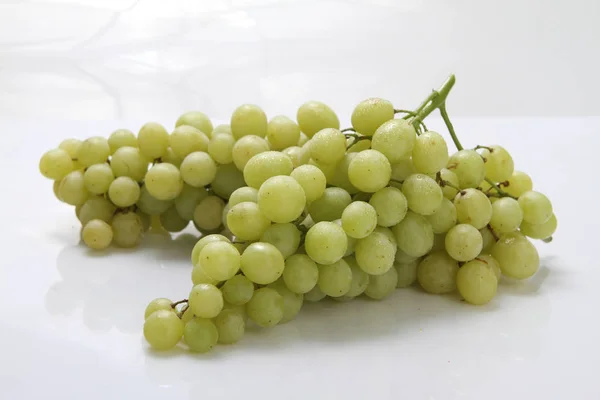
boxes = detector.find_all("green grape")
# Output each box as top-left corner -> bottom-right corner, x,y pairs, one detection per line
58,170 -> 89,206
489,197 -> 522,233
457,259 -> 498,305
222,301 -> 248,321
174,184 -> 206,221
308,158 -> 337,183
268,280 -> 304,323
138,122 -> 169,159
110,146 -> 149,182
176,111 -> 213,136
499,170 -> 533,197
392,211 -> 434,257
372,226 -> 397,248
438,168 -> 460,200
59,138 -> 82,160
169,125 -> 209,159
491,232 -> 539,279
145,163 -> 183,201
479,145 -> 514,182
144,298 -> 174,319
179,151 -> 217,188
348,149 -> 391,193
411,131 -> 449,174
191,234 -> 231,265
417,251 -> 459,294
260,223 -> 301,259
198,241 -> 241,281
183,317 -> 219,352
108,176 -> 140,207
143,309 -> 184,350
241,242 -> 285,284
304,285 -> 326,302
479,226 -> 497,254
180,307 -> 195,324
160,147 -> 182,168
445,224 -> 483,262
192,265 -> 220,286
309,128 -> 346,165
307,187 -> 351,222
215,309 -> 245,344
346,136 -> 372,153
189,283 -> 223,318
364,267 -> 398,300
137,185 -> 172,215
231,135 -> 270,171
247,287 -> 284,327
257,176 -> 306,223
391,158 -> 417,182
52,180 -> 63,202
351,98 -> 394,136
211,163 -> 246,199
394,258 -> 419,288
136,209 -> 151,231
212,124 -> 232,135
368,187 -> 408,227
305,221 -> 348,265
79,196 -> 116,225
454,188 -> 493,229
193,195 -> 225,231
77,136 -> 110,167
518,191 -> 553,225
475,254 -> 502,281
283,254 -> 319,294
343,256 -> 370,297
39,148 -> 74,180
447,150 -> 485,188
107,129 -> 137,154
83,163 -> 114,195
231,104 -> 268,139
208,132 -> 235,164
317,259 -> 353,297
426,197 -> 457,234
266,115 -> 301,150
81,219 -> 113,250
354,231 -> 396,275
290,164 -> 327,203
111,211 -> 144,248
159,206 -> 189,232
222,275 -> 254,305
371,119 -> 417,163
401,173 -> 443,216
520,213 -> 557,239
296,101 -> 340,138
229,187 -> 258,207
395,248 -> 419,264
328,153 -> 359,194
243,151 -> 294,189
227,201 -> 271,241
340,201 -> 377,239
333,219 -> 358,257
282,146 -> 310,168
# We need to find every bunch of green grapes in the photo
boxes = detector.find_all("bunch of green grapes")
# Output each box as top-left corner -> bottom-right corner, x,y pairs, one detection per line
40,75 -> 557,354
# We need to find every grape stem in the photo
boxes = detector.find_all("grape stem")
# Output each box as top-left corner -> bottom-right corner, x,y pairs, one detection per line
435,172 -> 462,192
484,178 -> 518,199
474,145 -> 493,152
345,133 -> 370,150
341,127 -> 356,133
177,304 -> 189,319
411,74 -> 456,130
171,299 -> 188,309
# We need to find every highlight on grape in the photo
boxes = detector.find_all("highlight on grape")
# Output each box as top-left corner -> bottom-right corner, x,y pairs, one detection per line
40,75 -> 556,353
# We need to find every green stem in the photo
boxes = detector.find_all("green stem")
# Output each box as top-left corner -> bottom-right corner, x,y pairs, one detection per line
439,104 -> 463,151
341,127 -> 356,133
411,74 -> 456,129
484,178 -> 517,199
171,299 -> 188,309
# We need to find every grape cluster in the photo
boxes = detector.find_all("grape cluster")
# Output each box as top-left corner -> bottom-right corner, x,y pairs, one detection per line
39,75 -> 557,353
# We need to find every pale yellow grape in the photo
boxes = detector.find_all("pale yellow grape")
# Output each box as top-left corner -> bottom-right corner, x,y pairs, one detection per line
392,211 -> 434,258
334,219 -> 358,257
229,186 -> 258,206
194,195 -> 225,231
191,234 -> 231,265
309,128 -> 346,165
243,151 -> 294,189
426,197 -> 457,234
454,188 -> 493,229
188,283 -> 223,318
161,148 -> 182,168
394,258 -> 420,288
343,256 -> 370,297
348,149 -> 391,193
137,185 -> 172,215
176,111 -> 213,137
39,148 -> 75,180
365,267 -> 398,300
159,206 -> 189,232
258,175 -> 306,223
211,163 -> 246,199
417,251 -> 459,294
369,186 -> 408,227
184,317 -> 219,352
108,176 -> 140,207
232,135 -> 270,171
351,98 -> 394,136
145,163 -> 183,201
222,301 -> 248,322
110,146 -> 149,182
411,131 -> 449,174
439,168 -> 460,200
246,287 -> 284,327
329,153 -> 359,194
304,285 -> 326,302
447,150 -> 485,188
354,231 -> 396,275
143,310 -> 184,350
340,201 -> 377,239
58,138 -> 82,159
227,202 -> 271,241
192,265 -> 220,286
456,259 -> 498,305
478,145 -> 513,182
208,132 -> 235,164
304,221 -> 347,264
53,180 -> 63,201
108,129 -> 137,153
296,101 -> 340,137
83,163 -> 114,195
500,170 -> 533,197
267,115 -> 301,150
282,146 -> 310,168
372,226 -> 396,249
290,164 -> 327,203
222,275 -> 254,305
475,254 -> 502,280
308,158 -> 337,183
212,124 -> 231,135
479,226 -> 497,254
59,170 -> 89,206
169,125 -> 209,159
489,197 -> 523,233
371,119 -> 417,163
268,280 -> 304,323
491,232 -> 539,279
215,309 -> 245,344
518,190 -> 553,225
317,259 -> 353,297
520,213 -> 557,239
179,151 -> 217,188
391,158 -> 417,182
283,254 -> 319,294
82,219 -> 113,250
198,241 -> 240,281
231,104 -> 268,139
111,211 -> 144,248
401,173 -> 444,216
445,224 -> 483,262
241,242 -> 285,284
144,298 -> 173,319
77,136 -> 110,167
138,122 -> 169,159
260,223 -> 301,259
79,196 -> 116,225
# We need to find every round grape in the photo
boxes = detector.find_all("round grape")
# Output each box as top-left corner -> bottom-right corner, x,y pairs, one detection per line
267,115 -> 301,150
283,254 -> 319,294
392,211 -> 434,258
305,221 -> 348,265
184,317 -> 219,352
198,241 -> 241,281
143,310 -> 184,350
426,197 -> 457,234
175,111 -> 213,137
296,101 -> 340,138
351,98 -> 394,136
365,267 -> 398,300
232,135 -> 270,171
518,190 -> 553,225
222,275 -> 254,305
309,128 -> 346,165
489,197 -> 523,233
244,151 -> 294,189
354,231 -> 396,275
39,148 -> 74,180
246,287 -> 284,327
231,104 -> 268,139
110,146 -> 149,182
317,259 -> 353,297
454,188 -> 493,229
445,224 -> 483,262
144,298 -> 173,319
417,251 -> 459,294
348,149 -> 391,193
82,219 -> 113,250
290,164 -> 326,203
241,242 -> 285,285
371,119 -> 417,163
491,232 -> 539,279
258,175 -> 306,223
368,187 -> 408,227
169,125 -> 209,159
411,131 -> 449,174
138,122 -> 169,159
447,150 -> 485,188
215,309 -> 245,344
479,145 -> 514,182
189,283 -> 223,319
401,173 -> 444,216
520,213 -> 557,239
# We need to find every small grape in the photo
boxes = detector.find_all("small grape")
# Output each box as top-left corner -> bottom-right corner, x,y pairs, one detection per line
39,148 -> 74,180
351,98 -> 394,136
227,201 -> 271,241
108,176 -> 140,208
491,232 -> 539,279
82,219 -> 113,250
247,287 -> 284,327
169,125 -> 209,159
258,175 -> 306,223
479,145 -> 514,182
222,275 -> 254,305
191,234 -> 231,265
305,221 -> 348,265
447,150 -> 485,188
369,186 -> 408,227
208,132 -> 235,164
160,206 -> 189,232
232,135 -> 270,171
394,258 -> 420,288
198,241 -> 241,281
391,158 -> 417,182
308,187 -> 351,222
329,153 -> 360,194
58,138 -> 82,160
180,151 -> 217,188
144,298 -> 173,319
500,171 -> 533,197
77,136 -> 111,167
215,309 -> 245,344
111,211 -> 144,248
137,185 -> 172,215
211,163 -> 246,199
243,151 -> 294,189
229,186 -> 258,207
145,163 -> 183,201
479,226 -> 497,255
454,188 -> 493,229
392,211 -> 434,258
184,317 -> 219,352
439,168 -> 460,200
364,267 -> 398,300
59,170 -> 89,206
518,190 -> 553,225
110,146 -> 149,182
283,254 -> 319,294
231,104 -> 268,139
371,119 -> 417,163
267,115 -> 301,150
212,124 -> 231,135
290,164 -> 327,203
193,196 -> 225,232
426,197 -> 457,234
309,128 -> 346,165
296,101 -> 340,138
260,223 -> 301,259
188,284 -> 223,319
341,201 -> 378,239
489,197 -> 523,233
143,310 -> 184,350
417,251 -> 459,294
83,163 -> 114,195
175,111 -> 213,137
401,173 -> 444,216
268,280 -> 304,323
456,259 -> 498,305
475,254 -> 502,281
241,242 -> 285,285
355,231 -> 396,275
317,259 -> 353,297
445,224 -> 483,262
138,122 -> 169,159
343,256 -> 370,297
78,196 -> 116,226
303,285 -> 327,302
520,213 -> 557,239
348,149 -> 391,193
282,146 -> 310,168
411,131 -> 449,174
191,265 -> 220,286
